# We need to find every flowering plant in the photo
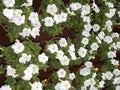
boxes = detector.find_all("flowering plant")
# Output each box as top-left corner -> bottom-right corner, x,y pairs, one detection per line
0,0 -> 120,90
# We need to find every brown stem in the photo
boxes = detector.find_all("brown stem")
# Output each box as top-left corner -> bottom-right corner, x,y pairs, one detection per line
0,23 -> 7,32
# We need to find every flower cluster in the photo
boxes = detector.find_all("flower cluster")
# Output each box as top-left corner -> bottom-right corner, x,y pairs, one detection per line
0,0 -> 120,90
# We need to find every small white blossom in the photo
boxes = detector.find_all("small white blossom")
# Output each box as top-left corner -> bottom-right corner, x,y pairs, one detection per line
80,67 -> 91,76
111,32 -> 119,38
30,28 -> 40,38
69,73 -> 75,80
47,4 -> 57,15
82,30 -> 90,37
93,24 -> 100,32
55,80 -> 71,90
102,71 -> 113,80
31,81 -> 42,90
82,16 -> 91,23
48,44 -> 58,53
113,69 -> 120,76
84,23 -> 92,32
104,36 -> 113,44
21,0 -> 33,7
113,76 -> 120,85
110,59 -> 119,65
56,50 -> 64,60
81,37 -> 89,46
116,42 -> 120,49
98,31 -> 105,40
19,28 -> 31,37
81,86 -> 87,90
0,85 -> 12,90
57,68 -> 66,78
44,17 -> 54,27
89,86 -> 98,90
59,55 -> 70,65
19,53 -> 31,64
11,40 -> 24,54
59,38 -> 67,47
38,53 -> 48,64
78,47 -> 87,58
3,8 -> 14,20
7,65 -> 16,77
90,42 -> 99,51
118,11 -> 120,17
2,0 -> 15,7
60,12 -> 68,22
107,51 -> 116,59
85,61 -> 93,68
98,80 -> 105,88
92,2 -> 100,13
116,85 -> 120,90
69,2 -> 81,11
81,4 -> 90,16
105,2 -> 114,8
105,8 -> 116,18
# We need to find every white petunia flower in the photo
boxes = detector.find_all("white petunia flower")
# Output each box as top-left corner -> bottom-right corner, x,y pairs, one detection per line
38,53 -> 48,64
44,17 -> 54,27
60,12 -> 68,22
85,61 -> 93,68
78,47 -> 87,58
30,28 -> 40,38
48,44 -> 58,53
93,24 -> 100,32
92,2 -> 100,13
0,85 -> 12,90
110,59 -> 119,65
11,40 -> 24,54
118,11 -> 120,17
82,30 -> 90,37
69,52 -> 77,60
84,23 -> 92,32
59,55 -> 70,65
107,51 -> 116,59
80,67 -> 91,76
57,68 -> 66,78
2,0 -> 15,7
19,53 -> 31,64
98,80 -> 105,88
21,0 -> 33,7
113,69 -> 120,76
19,28 -> 31,37
113,76 -> 120,85
59,38 -> 67,47
81,37 -> 89,46
102,71 -> 113,80
69,2 -> 81,11
105,8 -> 116,18
81,86 -> 87,90
56,50 -> 64,60
6,65 -> 16,77
68,44 -> 75,52
69,73 -> 75,80
105,2 -> 114,8
111,32 -> 119,38
90,42 -> 99,51
89,86 -> 98,90
3,8 -> 14,20
82,16 -> 91,23
55,80 -> 71,90
31,81 -> 42,90
116,85 -> 120,90
104,36 -> 113,44
98,31 -> 105,40
116,42 -> 120,49
81,4 -> 90,16
47,4 -> 57,15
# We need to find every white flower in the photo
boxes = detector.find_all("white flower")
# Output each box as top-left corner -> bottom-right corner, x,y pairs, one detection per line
44,17 -> 54,27
53,14 -> 61,24
113,77 -> 120,85
11,40 -> 24,54
118,11 -> 120,17
80,67 -> 91,76
98,31 -> 105,40
90,42 -> 99,51
7,65 -> 16,77
107,51 -> 116,59
56,50 -> 64,60
0,85 -> 12,90
69,2 -> 81,11
111,32 -> 119,38
84,23 -> 92,32
116,85 -> 120,90
78,47 -> 87,58
98,80 -> 105,88
81,4 -> 90,16
105,8 -> 116,18
57,68 -> 66,78
69,73 -> 75,80
110,59 -> 119,65
29,64 -> 39,75
93,24 -> 100,32
82,30 -> 90,37
104,36 -> 113,44
84,79 -> 90,87
59,55 -> 70,66
28,12 -> 41,28
3,8 -> 14,20
19,28 -> 31,37
82,16 -> 91,23
60,12 -> 68,22
85,61 -> 93,68
105,2 -> 114,8
88,78 -> 96,86
21,0 -> 33,7
48,44 -> 58,53
116,42 -> 120,49
30,28 -> 40,38
22,74 -> 32,81
68,44 -> 75,52
31,81 -> 42,90
19,53 -> 31,64
113,69 -> 120,76
81,86 -> 87,90
96,36 -> 102,44
89,86 -> 98,90
102,71 -> 113,80
47,4 -> 57,15
38,53 -> 48,64
69,52 -> 77,60
92,2 -> 100,13
59,38 -> 67,47
81,37 -> 89,45
2,0 -> 15,7
55,80 -> 71,90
